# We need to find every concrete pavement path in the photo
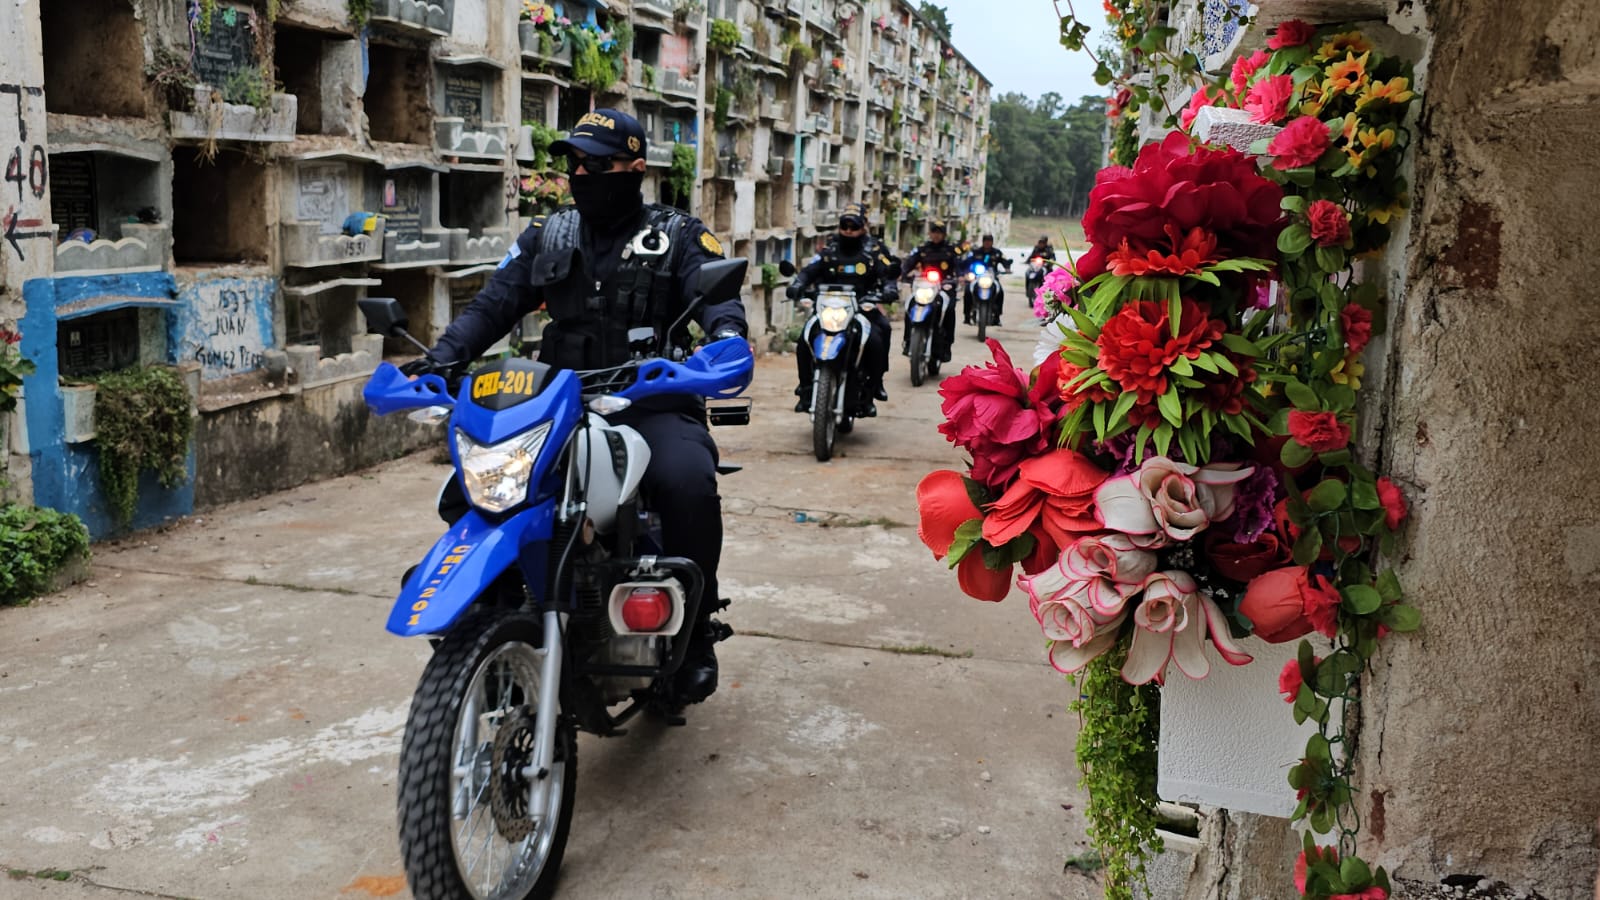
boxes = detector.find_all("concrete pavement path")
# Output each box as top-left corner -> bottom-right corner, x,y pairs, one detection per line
0,277 -> 1100,899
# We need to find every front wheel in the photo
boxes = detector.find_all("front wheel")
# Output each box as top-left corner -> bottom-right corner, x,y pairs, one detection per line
976,303 -> 988,342
908,327 -> 928,387
398,612 -> 577,900
813,365 -> 840,461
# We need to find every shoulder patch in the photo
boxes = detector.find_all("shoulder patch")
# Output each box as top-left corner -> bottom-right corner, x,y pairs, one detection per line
699,230 -> 724,257
880,254 -> 892,266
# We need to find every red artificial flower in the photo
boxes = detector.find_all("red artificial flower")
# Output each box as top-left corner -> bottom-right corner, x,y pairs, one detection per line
1056,356 -> 1118,411
1331,889 -> 1389,900
1308,199 -> 1352,247
1302,572 -> 1342,638
1287,410 -> 1351,453
1244,74 -> 1294,124
1078,132 -> 1284,280
1267,115 -> 1330,169
1294,845 -> 1340,892
1230,50 -> 1270,91
1268,19 -> 1316,50
915,469 -> 1012,602
1095,299 -> 1225,403
0,328 -> 19,346
1105,224 -> 1220,276
1341,303 -> 1373,353
981,449 -> 1109,551
1178,85 -> 1226,131
1196,351 -> 1257,416
1377,476 -> 1408,530
1106,87 -> 1132,119
1205,529 -> 1291,582
937,339 -> 1060,488
1278,658 -> 1303,702
1238,566 -> 1316,642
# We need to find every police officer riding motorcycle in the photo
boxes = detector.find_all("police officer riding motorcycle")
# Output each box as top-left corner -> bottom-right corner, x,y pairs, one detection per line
787,204 -> 896,417
899,221 -> 961,367
400,110 -> 744,709
961,234 -> 1012,335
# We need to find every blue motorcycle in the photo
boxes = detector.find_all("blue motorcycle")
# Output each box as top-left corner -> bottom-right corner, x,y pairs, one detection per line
358,259 -> 753,900
963,259 -> 1005,342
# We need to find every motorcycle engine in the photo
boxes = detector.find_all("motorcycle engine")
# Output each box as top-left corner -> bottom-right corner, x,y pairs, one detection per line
596,636 -> 664,705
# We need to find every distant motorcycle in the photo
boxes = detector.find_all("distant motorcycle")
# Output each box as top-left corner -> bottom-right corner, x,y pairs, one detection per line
1025,256 -> 1047,312
781,259 -> 880,462
963,260 -> 1005,341
904,267 -> 952,388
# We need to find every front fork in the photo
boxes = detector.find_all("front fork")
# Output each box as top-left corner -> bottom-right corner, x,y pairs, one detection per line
523,608 -> 564,820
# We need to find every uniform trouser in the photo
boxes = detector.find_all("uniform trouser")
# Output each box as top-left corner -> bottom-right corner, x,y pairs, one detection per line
795,308 -> 892,389
939,294 -> 957,358
440,407 -> 724,628
965,286 -> 1003,323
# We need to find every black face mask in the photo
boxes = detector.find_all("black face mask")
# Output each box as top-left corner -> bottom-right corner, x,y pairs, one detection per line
570,170 -> 645,232
837,234 -> 863,256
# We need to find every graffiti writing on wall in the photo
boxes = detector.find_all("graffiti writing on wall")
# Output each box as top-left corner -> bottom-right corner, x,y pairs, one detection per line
171,276 -> 278,380
1,82 -> 50,262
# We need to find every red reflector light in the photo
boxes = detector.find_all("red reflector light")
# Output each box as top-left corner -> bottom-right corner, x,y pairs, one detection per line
621,587 -> 672,632
925,269 -> 941,284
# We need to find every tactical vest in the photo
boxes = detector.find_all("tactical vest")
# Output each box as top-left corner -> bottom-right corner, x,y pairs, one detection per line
814,238 -> 884,295
914,240 -> 960,275
529,204 -> 693,371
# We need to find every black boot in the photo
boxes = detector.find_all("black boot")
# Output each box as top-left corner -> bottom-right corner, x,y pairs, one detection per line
794,383 -> 811,413
673,616 -> 732,704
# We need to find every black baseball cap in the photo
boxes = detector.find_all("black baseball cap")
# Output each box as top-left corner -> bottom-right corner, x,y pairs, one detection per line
839,202 -> 868,228
929,221 -> 947,233
551,108 -> 647,159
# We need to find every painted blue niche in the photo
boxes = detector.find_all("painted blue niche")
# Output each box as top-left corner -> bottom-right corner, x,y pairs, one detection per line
20,272 -> 194,539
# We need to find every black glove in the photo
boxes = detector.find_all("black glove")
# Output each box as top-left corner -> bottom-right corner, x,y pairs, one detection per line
400,356 -> 452,378
786,282 -> 803,301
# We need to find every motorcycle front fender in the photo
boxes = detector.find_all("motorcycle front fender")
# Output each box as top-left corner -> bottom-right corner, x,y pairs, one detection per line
813,329 -> 848,361
907,303 -> 931,323
386,502 -> 556,637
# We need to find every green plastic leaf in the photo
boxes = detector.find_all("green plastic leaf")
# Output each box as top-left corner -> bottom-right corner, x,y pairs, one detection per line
1134,423 -> 1153,464
945,519 -> 985,566
1350,477 -> 1381,510
1308,479 -> 1348,512
1277,223 -> 1314,256
1383,603 -> 1421,632
1157,390 -> 1183,427
1280,439 -> 1314,469
1110,391 -> 1138,427
1340,856 -> 1373,887
1281,195 -> 1308,214
1219,333 -> 1262,356
1285,380 -> 1320,411
1292,525 -> 1323,565
1306,733 -> 1333,762
1376,569 -> 1403,602
1093,400 -> 1108,441
1324,384 -> 1357,412
1170,355 -> 1195,377
1191,352 -> 1220,374
1315,244 -> 1348,273
1343,584 -> 1383,615
1318,449 -> 1352,467
1153,422 -> 1174,458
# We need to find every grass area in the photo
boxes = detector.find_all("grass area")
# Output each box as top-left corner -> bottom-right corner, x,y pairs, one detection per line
1003,215 -> 1088,251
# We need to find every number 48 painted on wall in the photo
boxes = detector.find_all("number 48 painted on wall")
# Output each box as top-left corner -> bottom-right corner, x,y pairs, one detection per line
4,145 -> 46,202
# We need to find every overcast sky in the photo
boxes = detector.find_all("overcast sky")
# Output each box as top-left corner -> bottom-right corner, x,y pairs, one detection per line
937,0 -> 1106,105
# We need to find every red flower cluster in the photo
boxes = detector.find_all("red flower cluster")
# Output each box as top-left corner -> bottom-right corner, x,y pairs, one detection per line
1057,354 -> 1118,411
0,328 -> 19,346
1179,85 -> 1225,131
937,340 -> 1060,488
1105,224 -> 1220,277
1079,132 -> 1285,280
1267,116 -> 1330,169
1288,410 -> 1351,452
1245,73 -> 1294,124
1095,299 -> 1225,403
1377,476 -> 1408,529
1340,303 -> 1373,353
1230,50 -> 1269,91
1308,200 -> 1351,247
1268,19 -> 1316,50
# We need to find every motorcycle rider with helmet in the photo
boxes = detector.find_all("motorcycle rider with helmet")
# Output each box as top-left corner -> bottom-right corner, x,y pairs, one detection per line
961,233 -> 1013,326
399,109 -> 745,705
786,203 -> 897,415
899,221 -> 963,362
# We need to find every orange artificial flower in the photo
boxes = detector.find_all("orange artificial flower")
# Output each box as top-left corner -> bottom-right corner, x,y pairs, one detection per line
1316,31 -> 1372,62
1326,51 -> 1371,95
1105,225 -> 1220,277
1357,76 -> 1415,110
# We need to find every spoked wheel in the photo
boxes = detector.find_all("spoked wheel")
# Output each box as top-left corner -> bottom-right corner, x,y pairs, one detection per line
399,613 -> 577,900
908,328 -> 927,387
813,366 -> 840,461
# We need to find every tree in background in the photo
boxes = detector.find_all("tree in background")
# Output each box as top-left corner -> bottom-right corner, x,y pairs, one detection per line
985,93 -> 1105,217
917,3 -> 952,38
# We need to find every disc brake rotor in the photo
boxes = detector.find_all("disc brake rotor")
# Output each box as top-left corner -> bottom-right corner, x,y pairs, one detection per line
489,707 -> 538,842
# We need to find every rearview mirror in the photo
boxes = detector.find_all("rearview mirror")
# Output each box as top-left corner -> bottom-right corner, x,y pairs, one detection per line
359,297 -> 408,336
693,258 -> 749,303
778,259 -> 797,278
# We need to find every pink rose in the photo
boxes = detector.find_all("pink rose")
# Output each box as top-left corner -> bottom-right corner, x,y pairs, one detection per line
1094,456 -> 1255,546
1230,50 -> 1270,91
1267,115 -> 1330,169
1122,571 -> 1252,685
1040,266 -> 1077,304
1058,533 -> 1159,617
1020,561 -> 1129,674
1244,74 -> 1294,124
1239,566 -> 1316,642
1308,199 -> 1351,247
1268,19 -> 1316,50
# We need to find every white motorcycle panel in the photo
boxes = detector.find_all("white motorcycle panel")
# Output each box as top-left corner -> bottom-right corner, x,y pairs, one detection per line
574,415 -> 652,533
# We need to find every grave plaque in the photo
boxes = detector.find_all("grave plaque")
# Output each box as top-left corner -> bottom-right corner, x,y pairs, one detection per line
191,5 -> 260,90
443,74 -> 485,130
382,172 -> 425,242
50,154 -> 97,236
521,91 -> 546,128
296,163 -> 351,234
58,309 -> 139,377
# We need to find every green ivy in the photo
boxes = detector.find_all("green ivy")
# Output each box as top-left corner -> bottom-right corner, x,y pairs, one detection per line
759,263 -> 779,291
713,87 -> 732,130
524,121 -> 564,170
668,142 -> 697,200
1069,640 -> 1164,900
708,18 -> 741,53
569,28 -> 619,93
91,366 -> 194,529
347,0 -> 374,26
1110,115 -> 1138,167
0,504 -> 90,606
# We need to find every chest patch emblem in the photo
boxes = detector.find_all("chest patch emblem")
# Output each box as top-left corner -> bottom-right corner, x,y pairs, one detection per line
699,231 -> 724,256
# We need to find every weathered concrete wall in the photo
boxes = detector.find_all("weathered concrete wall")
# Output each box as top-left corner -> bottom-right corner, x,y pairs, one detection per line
1356,0 -> 1600,894
1,0 -> 47,500
194,376 -> 437,508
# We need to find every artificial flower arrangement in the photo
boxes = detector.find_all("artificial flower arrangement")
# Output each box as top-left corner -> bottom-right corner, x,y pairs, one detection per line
829,57 -> 847,74
917,19 -> 1420,900
519,172 -> 571,217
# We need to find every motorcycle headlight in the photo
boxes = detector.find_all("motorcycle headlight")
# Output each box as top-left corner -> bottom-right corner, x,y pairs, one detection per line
455,422 -> 553,513
978,276 -> 994,289
819,305 -> 852,333
914,287 -> 934,303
